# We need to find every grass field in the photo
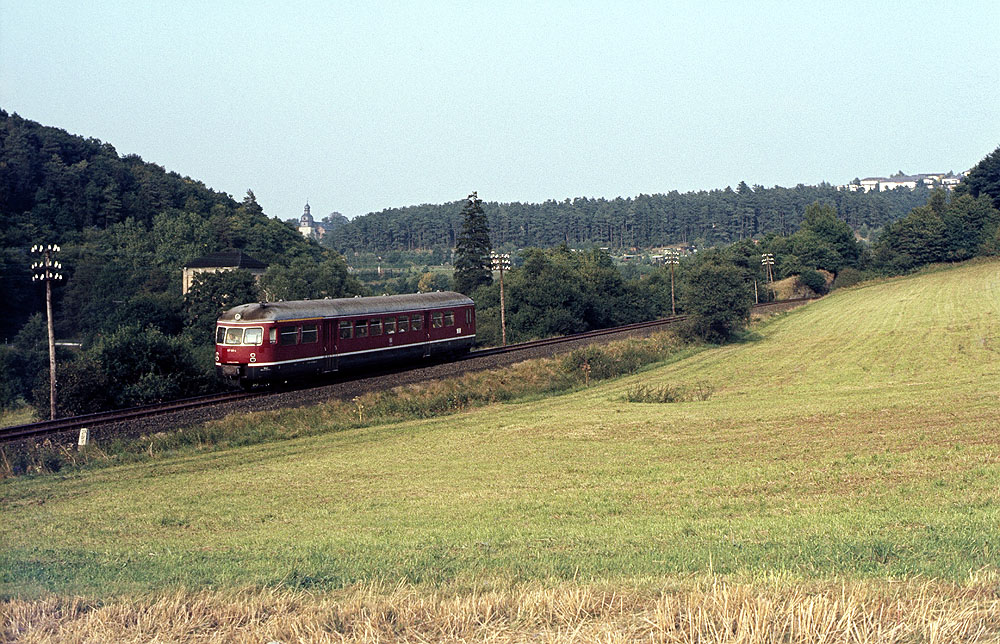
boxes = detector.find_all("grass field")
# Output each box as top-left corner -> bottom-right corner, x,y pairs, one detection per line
3,260 -> 1000,640
0,402 -> 37,430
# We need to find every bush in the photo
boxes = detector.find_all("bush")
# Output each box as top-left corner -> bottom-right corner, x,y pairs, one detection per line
562,346 -> 618,381
832,267 -> 871,290
0,347 -> 29,409
798,269 -> 828,295
50,357 -> 113,416
0,441 -> 70,477
92,324 -> 215,408
622,383 -> 714,403
680,262 -> 753,343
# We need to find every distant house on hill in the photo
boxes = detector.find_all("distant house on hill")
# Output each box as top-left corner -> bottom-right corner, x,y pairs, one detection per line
839,171 -> 967,193
181,250 -> 268,295
859,177 -> 882,192
879,175 -> 920,191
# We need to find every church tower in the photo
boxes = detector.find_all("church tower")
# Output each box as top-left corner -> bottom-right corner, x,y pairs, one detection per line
298,202 -> 316,238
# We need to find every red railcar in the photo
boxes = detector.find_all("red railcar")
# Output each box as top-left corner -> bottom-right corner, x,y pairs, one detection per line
215,291 -> 475,386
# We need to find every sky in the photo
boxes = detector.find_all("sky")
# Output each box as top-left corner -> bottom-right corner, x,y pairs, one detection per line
2,1 -> 998,221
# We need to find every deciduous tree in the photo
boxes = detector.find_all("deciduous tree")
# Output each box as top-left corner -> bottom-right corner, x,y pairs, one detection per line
261,257 -> 363,301
680,261 -> 752,342
183,270 -> 261,342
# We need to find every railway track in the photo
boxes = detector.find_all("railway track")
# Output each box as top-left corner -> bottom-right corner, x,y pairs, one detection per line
0,297 -> 813,444
0,390 -> 263,443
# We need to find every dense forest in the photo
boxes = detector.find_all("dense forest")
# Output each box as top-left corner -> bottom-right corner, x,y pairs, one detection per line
324,182 -> 930,254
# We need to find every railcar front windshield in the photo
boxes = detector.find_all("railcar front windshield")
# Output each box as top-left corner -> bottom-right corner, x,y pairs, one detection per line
216,326 -> 264,346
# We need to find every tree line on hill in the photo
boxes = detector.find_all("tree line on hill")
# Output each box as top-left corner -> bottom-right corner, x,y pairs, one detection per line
323,181 -> 929,254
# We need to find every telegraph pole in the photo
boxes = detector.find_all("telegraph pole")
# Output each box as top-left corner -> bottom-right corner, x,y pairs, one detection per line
666,249 -> 680,315
490,252 -> 511,346
31,244 -> 63,420
761,252 -> 775,301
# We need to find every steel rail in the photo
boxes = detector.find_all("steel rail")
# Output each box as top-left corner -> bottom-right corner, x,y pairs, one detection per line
1,297 -> 815,443
468,315 -> 687,358
0,390 -> 261,443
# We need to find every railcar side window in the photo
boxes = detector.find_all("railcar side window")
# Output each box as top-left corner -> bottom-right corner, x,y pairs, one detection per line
243,328 -> 263,345
398,316 -> 409,333
444,311 -> 454,326
301,324 -> 318,344
355,320 -> 368,337
431,312 -> 443,328
370,319 -> 382,336
466,309 -> 472,325
279,326 -> 299,345
269,328 -> 277,344
216,327 -> 227,344
225,327 -> 245,345
385,317 -> 396,334
339,320 -> 353,339
411,315 -> 423,331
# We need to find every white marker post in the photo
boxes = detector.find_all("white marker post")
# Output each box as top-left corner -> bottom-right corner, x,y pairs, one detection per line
78,427 -> 89,451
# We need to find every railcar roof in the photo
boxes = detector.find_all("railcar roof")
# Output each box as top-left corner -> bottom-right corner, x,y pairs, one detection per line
218,291 -> 473,323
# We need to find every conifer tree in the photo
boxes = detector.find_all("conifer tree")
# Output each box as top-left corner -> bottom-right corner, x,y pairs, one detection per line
453,191 -> 493,294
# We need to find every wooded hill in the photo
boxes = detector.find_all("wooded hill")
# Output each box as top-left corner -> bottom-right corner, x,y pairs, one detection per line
324,182 -> 930,253
0,110 -> 332,339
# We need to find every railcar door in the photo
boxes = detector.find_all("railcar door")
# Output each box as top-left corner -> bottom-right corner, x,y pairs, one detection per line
324,320 -> 338,372
422,311 -> 431,357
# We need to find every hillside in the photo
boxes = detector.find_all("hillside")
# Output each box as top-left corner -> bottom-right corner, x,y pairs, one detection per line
0,111 -> 329,339
3,260 -> 999,638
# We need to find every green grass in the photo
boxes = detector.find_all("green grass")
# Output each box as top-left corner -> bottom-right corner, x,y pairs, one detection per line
0,401 -> 37,429
2,261 -> 999,597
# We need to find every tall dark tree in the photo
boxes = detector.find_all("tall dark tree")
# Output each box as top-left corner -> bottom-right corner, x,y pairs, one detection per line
871,188 -> 1000,273
956,145 -> 1000,209
241,189 -> 264,216
453,191 -> 493,295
